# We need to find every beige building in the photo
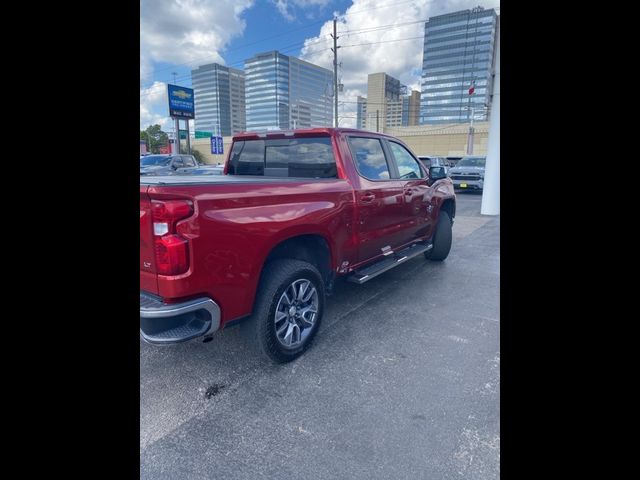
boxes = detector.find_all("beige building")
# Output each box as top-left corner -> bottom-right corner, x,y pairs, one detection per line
360,73 -> 421,131
386,99 -> 404,127
364,72 -> 401,131
384,122 -> 489,157
187,122 -> 489,166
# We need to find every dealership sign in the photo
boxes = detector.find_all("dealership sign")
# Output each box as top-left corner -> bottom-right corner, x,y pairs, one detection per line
168,84 -> 195,119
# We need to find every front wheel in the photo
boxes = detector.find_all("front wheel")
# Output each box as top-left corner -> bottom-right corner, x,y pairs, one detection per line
425,211 -> 452,261
241,259 -> 325,363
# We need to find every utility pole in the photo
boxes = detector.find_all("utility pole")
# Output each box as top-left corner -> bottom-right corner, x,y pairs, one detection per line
466,7 -> 479,156
330,17 -> 340,128
171,72 -> 179,154
467,106 -> 475,154
376,110 -> 380,132
185,120 -> 191,155
172,120 -> 179,154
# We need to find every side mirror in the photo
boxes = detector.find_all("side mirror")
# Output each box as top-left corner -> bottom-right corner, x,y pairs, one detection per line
429,166 -> 447,181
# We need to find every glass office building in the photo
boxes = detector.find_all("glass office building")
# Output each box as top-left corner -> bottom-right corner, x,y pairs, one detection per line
191,63 -> 246,136
419,8 -> 498,124
245,51 -> 333,131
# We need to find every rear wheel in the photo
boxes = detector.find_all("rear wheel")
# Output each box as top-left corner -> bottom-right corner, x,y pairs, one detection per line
425,211 -> 452,261
241,259 -> 324,363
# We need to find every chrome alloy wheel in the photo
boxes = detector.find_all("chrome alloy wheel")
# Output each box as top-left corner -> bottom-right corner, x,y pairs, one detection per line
274,279 -> 319,348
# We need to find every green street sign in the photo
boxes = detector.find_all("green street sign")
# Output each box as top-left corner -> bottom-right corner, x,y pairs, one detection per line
179,130 -> 187,139
195,131 -> 213,138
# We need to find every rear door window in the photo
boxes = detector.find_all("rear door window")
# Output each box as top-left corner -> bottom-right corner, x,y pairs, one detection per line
347,137 -> 392,180
227,137 -> 337,178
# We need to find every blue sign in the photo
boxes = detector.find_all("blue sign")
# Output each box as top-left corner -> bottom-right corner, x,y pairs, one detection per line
210,136 -> 224,155
168,84 -> 195,119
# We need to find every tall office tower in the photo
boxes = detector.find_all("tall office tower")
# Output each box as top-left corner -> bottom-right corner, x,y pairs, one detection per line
191,63 -> 246,135
419,7 -> 498,124
244,51 -> 333,130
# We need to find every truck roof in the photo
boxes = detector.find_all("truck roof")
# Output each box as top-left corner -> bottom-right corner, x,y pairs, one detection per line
232,128 -> 397,141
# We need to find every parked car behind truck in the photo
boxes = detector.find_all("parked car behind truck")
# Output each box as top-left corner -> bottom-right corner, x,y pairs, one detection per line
140,128 -> 456,363
140,154 -> 199,176
449,155 -> 486,191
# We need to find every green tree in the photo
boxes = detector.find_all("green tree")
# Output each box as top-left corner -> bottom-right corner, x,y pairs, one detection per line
140,124 -> 169,154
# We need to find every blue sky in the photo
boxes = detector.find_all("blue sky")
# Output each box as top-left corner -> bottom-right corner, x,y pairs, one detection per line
140,0 -> 499,131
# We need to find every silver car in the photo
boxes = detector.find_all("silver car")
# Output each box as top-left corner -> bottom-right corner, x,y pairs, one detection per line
449,156 -> 486,191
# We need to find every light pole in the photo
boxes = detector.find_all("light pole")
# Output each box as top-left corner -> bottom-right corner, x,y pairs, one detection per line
146,130 -> 153,153
465,106 -> 487,155
467,107 -> 475,154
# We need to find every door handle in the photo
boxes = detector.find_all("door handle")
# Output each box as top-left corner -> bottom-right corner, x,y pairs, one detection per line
360,193 -> 376,203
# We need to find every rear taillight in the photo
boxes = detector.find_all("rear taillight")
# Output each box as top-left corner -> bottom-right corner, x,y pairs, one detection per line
151,200 -> 193,275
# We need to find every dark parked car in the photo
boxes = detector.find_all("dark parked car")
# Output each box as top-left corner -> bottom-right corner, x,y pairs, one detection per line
140,154 -> 199,176
449,156 -> 486,191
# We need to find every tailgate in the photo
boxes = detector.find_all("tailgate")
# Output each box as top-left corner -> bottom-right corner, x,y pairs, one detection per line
140,185 -> 158,294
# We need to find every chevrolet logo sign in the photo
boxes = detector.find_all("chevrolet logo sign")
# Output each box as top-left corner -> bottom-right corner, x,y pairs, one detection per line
172,90 -> 192,100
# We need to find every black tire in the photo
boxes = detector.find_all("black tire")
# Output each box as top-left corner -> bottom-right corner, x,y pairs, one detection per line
241,259 -> 325,363
425,210 -> 452,261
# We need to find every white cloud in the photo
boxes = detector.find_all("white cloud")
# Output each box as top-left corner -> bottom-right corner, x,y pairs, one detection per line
274,0 -> 295,21
272,0 -> 332,22
140,81 -> 172,130
140,0 -> 254,73
300,0 -> 497,127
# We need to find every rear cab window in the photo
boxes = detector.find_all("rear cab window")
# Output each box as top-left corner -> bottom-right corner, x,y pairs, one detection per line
227,137 -> 337,178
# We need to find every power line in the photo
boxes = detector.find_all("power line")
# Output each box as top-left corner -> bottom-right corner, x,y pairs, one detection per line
141,32 -> 429,97
339,19 -> 427,35
341,35 -> 425,49
148,18 -> 328,78
143,0 -> 431,88
140,35 -> 334,94
143,1 -> 502,89
142,10 -> 482,92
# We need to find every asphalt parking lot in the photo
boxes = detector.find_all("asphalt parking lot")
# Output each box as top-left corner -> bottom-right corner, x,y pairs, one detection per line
140,191 -> 500,479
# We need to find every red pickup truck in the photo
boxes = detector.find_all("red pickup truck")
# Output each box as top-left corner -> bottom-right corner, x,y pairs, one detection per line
140,128 -> 455,363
